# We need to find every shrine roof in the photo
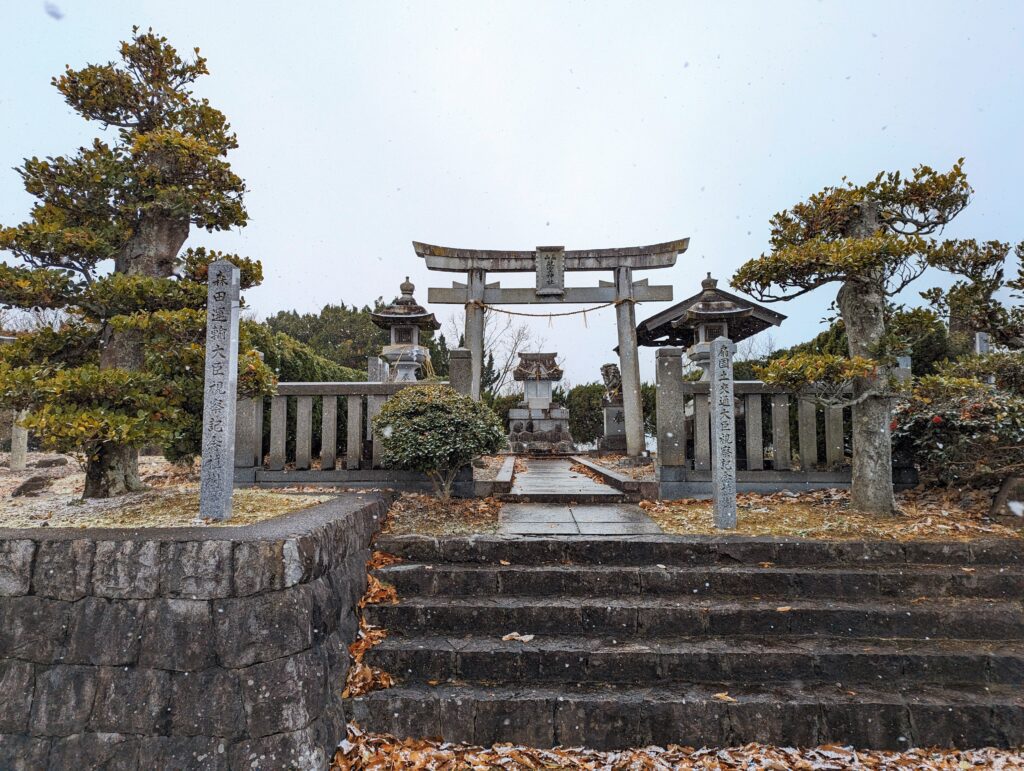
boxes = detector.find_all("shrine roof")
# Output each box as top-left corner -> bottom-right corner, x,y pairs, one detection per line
636,274 -> 785,347
512,352 -> 564,381
413,238 -> 689,272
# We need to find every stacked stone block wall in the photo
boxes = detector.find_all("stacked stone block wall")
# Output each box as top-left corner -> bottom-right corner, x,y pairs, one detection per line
0,495 -> 389,770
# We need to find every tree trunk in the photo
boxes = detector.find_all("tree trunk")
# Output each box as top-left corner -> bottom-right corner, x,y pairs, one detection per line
84,443 -> 143,498
86,213 -> 189,498
836,202 -> 897,515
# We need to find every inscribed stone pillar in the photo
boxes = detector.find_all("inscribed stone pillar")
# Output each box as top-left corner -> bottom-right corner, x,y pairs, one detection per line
709,337 -> 737,529
614,266 -> 644,456
9,411 -> 27,471
199,260 -> 241,521
449,348 -> 473,396
655,347 -> 685,468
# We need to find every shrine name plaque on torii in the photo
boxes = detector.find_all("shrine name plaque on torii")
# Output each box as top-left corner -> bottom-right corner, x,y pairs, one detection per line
414,238 -> 690,456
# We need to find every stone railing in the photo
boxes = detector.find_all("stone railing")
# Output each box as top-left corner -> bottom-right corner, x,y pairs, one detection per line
654,347 -> 859,497
233,350 -> 472,489
0,495 -> 390,769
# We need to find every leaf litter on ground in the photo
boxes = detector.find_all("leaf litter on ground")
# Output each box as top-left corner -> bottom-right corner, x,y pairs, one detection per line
331,729 -> 1024,770
382,492 -> 503,536
640,487 -> 1020,541
342,552 -> 399,698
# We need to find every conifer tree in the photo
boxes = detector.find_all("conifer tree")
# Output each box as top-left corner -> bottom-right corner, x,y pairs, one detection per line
732,162 -> 987,514
0,28 -> 273,497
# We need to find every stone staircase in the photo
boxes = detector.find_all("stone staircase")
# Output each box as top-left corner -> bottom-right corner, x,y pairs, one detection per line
350,534 -> 1024,750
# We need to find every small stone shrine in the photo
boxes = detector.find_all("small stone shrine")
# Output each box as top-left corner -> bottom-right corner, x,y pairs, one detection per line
370,277 -> 440,381
598,362 -> 627,452
508,352 -> 575,454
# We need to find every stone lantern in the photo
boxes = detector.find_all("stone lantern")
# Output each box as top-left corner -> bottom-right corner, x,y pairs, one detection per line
370,277 -> 440,381
636,273 -> 786,378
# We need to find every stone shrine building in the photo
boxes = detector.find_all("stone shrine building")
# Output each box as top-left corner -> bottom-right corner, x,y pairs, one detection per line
370,277 -> 440,381
508,352 -> 575,454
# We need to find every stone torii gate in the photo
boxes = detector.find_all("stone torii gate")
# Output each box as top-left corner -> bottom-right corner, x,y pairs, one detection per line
414,238 -> 689,456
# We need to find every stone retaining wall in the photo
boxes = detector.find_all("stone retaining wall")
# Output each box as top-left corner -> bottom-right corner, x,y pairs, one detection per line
0,494 -> 390,770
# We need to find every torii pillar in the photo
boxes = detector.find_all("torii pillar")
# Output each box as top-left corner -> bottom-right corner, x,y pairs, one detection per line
614,266 -> 644,456
415,238 -> 689,456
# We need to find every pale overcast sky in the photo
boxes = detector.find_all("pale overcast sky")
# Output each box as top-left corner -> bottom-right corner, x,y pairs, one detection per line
2,1 -> 1022,383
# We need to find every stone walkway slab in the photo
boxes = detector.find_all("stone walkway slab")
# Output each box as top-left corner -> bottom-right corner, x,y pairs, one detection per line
502,458 -> 626,503
499,502 -> 662,535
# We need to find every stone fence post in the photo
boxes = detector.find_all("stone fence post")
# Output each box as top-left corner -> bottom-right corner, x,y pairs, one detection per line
449,348 -> 473,396
655,347 -> 686,468
9,411 -> 28,471
234,398 -> 263,469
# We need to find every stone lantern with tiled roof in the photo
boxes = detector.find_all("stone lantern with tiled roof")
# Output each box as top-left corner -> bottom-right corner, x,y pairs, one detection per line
637,272 -> 785,378
370,277 -> 440,381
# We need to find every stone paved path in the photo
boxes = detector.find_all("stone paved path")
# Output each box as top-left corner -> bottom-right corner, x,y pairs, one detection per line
504,457 -> 624,503
499,502 -> 662,535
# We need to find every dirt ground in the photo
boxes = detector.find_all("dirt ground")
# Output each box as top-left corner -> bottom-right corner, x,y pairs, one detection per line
588,453 -> 657,480
469,455 -> 508,481
0,452 -> 329,529
380,492 -> 502,536
641,487 -> 1021,541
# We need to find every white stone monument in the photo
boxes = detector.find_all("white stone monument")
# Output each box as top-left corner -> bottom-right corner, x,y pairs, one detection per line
710,337 -> 738,529
199,260 -> 241,521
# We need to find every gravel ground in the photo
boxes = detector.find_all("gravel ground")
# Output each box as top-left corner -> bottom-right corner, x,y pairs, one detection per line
0,452 -> 330,529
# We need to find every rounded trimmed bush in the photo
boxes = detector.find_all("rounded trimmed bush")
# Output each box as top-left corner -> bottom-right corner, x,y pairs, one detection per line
372,385 -> 505,499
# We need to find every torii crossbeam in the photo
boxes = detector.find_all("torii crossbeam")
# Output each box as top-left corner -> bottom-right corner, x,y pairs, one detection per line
414,238 -> 689,456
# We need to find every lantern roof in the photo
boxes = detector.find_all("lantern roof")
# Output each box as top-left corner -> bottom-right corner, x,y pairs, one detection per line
371,277 -> 441,331
636,273 -> 785,348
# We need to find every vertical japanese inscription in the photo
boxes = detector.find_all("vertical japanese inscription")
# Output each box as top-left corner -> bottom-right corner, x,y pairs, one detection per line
199,260 -> 241,521
710,337 -> 737,529
535,246 -> 565,297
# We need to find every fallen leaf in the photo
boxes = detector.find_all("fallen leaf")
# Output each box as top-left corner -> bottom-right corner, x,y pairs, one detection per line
712,692 -> 737,702
776,606 -> 792,612
501,632 -> 535,642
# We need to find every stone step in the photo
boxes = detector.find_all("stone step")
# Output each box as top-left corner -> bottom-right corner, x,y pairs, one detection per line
374,534 -> 1024,567
498,491 -> 630,504
366,635 -> 1024,686
364,596 -> 1024,640
376,563 -> 1024,600
348,682 -> 1024,750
